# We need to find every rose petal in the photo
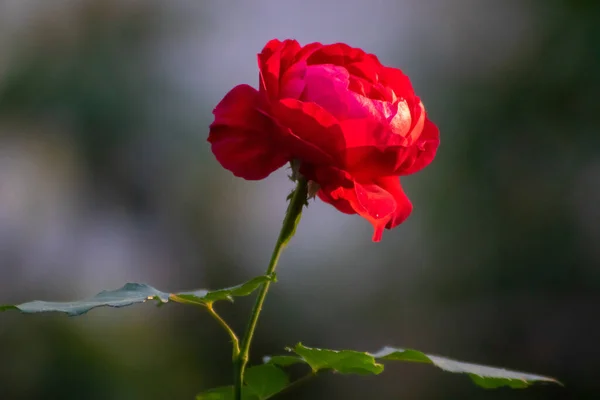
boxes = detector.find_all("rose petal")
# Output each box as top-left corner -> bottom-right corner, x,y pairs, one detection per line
273,98 -> 345,165
292,42 -> 323,63
404,100 -> 425,145
353,179 -> 412,241
317,174 -> 413,241
314,166 -> 356,215
337,144 -> 408,180
258,39 -> 302,100
301,64 -> 355,118
335,102 -> 434,177
379,66 -> 416,104
208,84 -> 289,180
280,61 -> 307,100
338,117 -> 410,152
301,64 -> 406,132
345,58 -> 381,84
396,117 -> 440,175
376,177 -> 413,230
306,43 -> 382,77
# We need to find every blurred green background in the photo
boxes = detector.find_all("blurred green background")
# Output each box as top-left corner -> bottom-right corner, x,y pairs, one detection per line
0,1 -> 597,399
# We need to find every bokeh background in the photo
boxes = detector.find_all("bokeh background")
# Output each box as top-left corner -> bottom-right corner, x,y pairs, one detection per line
0,0 -> 598,399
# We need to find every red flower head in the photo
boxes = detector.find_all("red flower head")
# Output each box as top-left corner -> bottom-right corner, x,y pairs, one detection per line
208,39 -> 439,241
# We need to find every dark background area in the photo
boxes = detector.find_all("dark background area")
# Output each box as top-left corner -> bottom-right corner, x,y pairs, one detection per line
0,1 -> 597,399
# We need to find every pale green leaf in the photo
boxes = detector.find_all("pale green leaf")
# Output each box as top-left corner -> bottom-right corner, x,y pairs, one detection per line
0,276 -> 273,316
263,355 -> 304,367
0,283 -> 169,316
371,347 -> 561,389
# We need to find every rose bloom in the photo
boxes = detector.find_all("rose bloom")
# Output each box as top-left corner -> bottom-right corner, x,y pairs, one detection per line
208,39 -> 439,241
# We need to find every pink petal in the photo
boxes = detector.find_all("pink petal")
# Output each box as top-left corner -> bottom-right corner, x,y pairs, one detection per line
319,175 -> 413,241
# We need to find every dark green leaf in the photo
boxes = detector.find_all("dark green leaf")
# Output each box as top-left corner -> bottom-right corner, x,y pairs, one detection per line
195,386 -> 257,400
196,386 -> 233,400
1,276 -> 273,316
195,365 -> 288,400
371,347 -> 561,389
291,343 -> 384,375
244,365 -> 288,399
173,275 -> 274,305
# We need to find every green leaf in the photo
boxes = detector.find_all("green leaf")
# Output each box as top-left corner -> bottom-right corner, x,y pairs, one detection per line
244,365 -> 288,399
291,343 -> 384,375
371,347 -> 561,389
0,283 -> 169,316
263,355 -> 305,367
0,276 -> 273,316
195,386 -> 257,400
196,386 -> 234,400
270,344 -> 560,390
195,365 -> 288,400
171,275 -> 274,306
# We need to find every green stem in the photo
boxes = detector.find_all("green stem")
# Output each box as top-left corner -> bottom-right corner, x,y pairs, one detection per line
234,177 -> 309,400
206,303 -> 240,359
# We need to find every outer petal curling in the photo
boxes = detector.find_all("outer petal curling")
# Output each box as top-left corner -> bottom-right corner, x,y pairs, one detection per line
258,39 -> 302,100
396,118 -> 440,175
306,43 -> 382,76
316,172 -> 413,241
376,177 -> 413,230
208,84 -> 289,180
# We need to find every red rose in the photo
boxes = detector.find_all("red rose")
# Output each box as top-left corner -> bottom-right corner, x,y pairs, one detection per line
208,39 -> 439,241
